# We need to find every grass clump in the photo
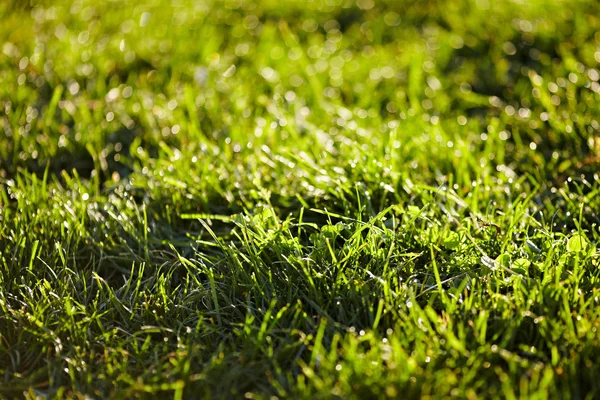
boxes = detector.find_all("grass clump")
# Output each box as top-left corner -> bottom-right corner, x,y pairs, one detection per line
2,0 -> 600,398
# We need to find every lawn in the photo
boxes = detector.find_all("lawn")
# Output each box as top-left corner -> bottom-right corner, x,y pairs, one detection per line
1,0 -> 600,398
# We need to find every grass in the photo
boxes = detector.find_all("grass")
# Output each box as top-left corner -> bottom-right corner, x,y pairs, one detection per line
1,0 -> 600,398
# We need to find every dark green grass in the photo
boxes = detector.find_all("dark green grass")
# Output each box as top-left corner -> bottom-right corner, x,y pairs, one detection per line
2,0 -> 600,398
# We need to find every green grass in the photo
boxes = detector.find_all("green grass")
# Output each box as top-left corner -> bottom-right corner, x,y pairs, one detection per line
1,0 -> 600,398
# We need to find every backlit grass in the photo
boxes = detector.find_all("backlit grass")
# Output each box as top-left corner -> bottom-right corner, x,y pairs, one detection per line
1,0 -> 600,398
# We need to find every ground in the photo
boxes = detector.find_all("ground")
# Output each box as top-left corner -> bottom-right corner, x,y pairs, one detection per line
1,0 -> 600,398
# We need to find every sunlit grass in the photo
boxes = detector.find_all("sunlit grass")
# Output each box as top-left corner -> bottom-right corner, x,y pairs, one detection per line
1,0 -> 600,398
